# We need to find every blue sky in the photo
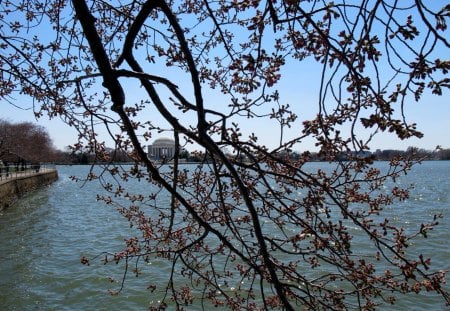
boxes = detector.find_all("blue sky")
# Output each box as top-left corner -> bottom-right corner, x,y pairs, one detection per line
2,61 -> 448,152
1,1 -> 449,152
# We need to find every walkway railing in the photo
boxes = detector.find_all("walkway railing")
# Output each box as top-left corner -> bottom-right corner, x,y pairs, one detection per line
0,164 -> 56,181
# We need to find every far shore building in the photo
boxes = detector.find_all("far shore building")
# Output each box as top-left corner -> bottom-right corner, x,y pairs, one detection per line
147,138 -> 176,161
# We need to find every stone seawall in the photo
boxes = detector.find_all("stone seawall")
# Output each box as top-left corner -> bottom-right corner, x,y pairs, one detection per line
0,170 -> 58,210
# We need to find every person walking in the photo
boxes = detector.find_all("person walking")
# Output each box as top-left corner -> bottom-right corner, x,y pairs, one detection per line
4,161 -> 9,178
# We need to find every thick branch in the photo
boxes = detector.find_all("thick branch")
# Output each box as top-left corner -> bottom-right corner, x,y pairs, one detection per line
72,0 -> 125,112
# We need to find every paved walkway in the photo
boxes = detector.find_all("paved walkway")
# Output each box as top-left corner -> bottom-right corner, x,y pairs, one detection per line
0,168 -> 56,185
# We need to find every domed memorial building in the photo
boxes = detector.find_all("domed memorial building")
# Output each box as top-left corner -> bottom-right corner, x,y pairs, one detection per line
147,138 -> 176,161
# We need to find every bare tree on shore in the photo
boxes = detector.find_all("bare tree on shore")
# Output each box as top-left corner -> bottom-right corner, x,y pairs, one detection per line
0,119 -> 56,163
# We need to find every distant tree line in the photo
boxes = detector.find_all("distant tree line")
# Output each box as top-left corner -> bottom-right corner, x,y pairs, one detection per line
65,145 -> 450,165
2,120 -> 448,166
373,147 -> 450,161
277,147 -> 450,162
54,147 -> 135,164
437,148 -> 450,160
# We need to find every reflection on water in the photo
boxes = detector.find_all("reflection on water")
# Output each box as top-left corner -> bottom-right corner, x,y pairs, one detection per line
0,163 -> 449,310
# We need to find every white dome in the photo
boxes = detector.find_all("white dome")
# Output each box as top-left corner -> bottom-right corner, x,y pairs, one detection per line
152,138 -> 175,146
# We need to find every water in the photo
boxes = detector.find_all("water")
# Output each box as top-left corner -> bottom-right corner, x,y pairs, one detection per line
0,163 -> 449,310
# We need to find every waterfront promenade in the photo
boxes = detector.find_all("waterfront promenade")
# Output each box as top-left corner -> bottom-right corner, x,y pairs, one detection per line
0,165 -> 58,210
0,165 -> 53,181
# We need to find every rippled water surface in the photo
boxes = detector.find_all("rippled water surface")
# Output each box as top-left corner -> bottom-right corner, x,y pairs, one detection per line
0,163 -> 449,310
